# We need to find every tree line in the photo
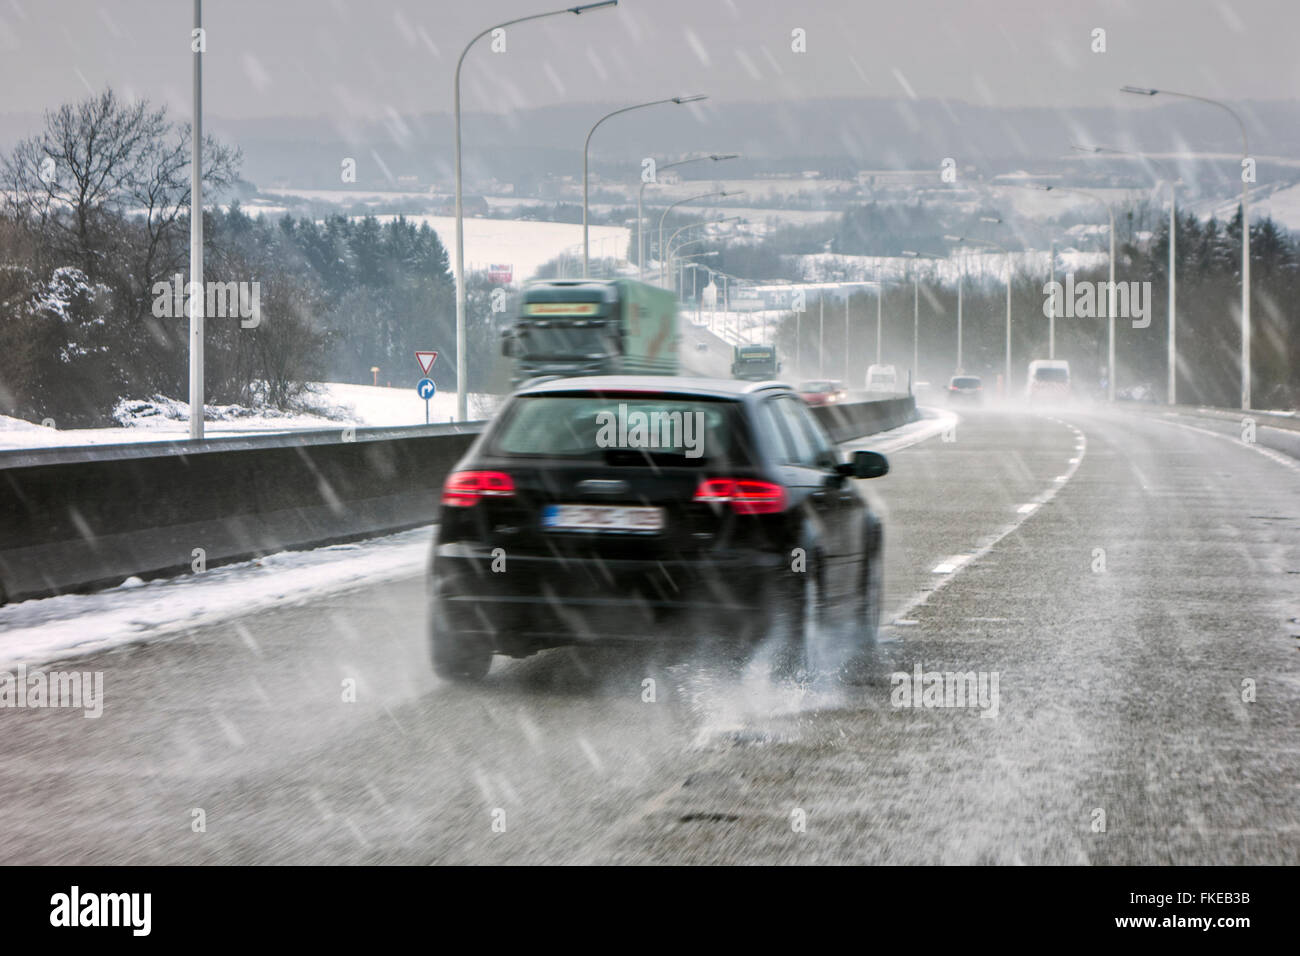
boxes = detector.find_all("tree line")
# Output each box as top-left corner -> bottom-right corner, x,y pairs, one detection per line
0,88 -> 488,426
716,204 -> 1299,408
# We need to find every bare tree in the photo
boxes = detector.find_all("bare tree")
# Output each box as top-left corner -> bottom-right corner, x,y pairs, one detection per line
1,87 -> 242,414
2,87 -> 239,310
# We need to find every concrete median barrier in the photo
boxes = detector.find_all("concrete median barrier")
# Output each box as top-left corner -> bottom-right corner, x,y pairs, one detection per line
810,394 -> 917,444
0,424 -> 481,605
0,393 -> 915,605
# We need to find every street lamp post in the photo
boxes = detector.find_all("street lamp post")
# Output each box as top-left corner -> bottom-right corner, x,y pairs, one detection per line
947,232 -> 1014,397
583,94 -> 706,277
980,218 -> 1014,394
875,261 -> 883,365
189,0 -> 204,440
1076,141 -> 1181,402
902,251 -> 941,390
453,1 -> 617,423
672,251 -> 718,278
845,294 -> 850,386
1122,85 -> 1249,408
957,251 -> 964,371
1049,239 -> 1056,359
664,216 -> 742,284
818,294 -> 825,376
637,153 -> 737,279
912,273 -> 918,384
667,236 -> 717,293
1024,184 -> 1116,400
656,190 -> 743,286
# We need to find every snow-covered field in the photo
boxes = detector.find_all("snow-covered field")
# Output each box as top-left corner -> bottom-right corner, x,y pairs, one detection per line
0,383 -> 493,451
366,214 -> 629,282
1250,181 -> 1300,232
256,189 -> 634,280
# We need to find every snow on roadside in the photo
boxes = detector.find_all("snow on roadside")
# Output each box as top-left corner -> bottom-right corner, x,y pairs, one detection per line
0,527 -> 433,668
311,382 -> 497,427
0,383 -> 491,451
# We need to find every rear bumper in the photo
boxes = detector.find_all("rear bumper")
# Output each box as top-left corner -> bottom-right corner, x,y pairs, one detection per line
431,542 -> 785,648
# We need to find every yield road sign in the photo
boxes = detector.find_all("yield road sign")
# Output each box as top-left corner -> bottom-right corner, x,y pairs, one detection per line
415,351 -> 438,375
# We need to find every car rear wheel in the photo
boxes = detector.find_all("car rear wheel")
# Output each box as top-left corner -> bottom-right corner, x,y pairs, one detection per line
842,531 -> 884,683
429,596 -> 493,682
768,556 -> 824,681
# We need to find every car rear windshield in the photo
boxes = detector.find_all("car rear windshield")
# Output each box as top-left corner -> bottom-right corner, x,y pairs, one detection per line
952,377 -> 981,388
487,394 -> 756,466
1033,368 -> 1069,383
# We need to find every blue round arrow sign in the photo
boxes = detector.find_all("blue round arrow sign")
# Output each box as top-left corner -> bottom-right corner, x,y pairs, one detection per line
416,378 -> 436,400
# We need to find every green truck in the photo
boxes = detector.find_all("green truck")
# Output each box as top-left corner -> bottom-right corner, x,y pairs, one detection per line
502,278 -> 683,386
731,344 -> 780,381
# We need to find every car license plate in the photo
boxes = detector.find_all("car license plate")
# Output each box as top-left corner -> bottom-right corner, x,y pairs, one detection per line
542,504 -> 664,532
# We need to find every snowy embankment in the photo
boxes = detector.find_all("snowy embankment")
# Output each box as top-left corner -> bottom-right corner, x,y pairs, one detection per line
0,383 -> 494,451
0,528 -> 433,668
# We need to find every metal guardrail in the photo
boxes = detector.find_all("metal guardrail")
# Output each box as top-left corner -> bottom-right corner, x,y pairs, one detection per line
0,395 -> 916,606
1116,402 -> 1300,460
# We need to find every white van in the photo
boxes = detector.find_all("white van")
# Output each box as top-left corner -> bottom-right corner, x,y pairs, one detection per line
866,364 -> 898,393
1026,360 -> 1071,403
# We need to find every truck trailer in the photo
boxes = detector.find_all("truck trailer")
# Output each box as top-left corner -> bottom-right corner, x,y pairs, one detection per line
502,279 -> 682,386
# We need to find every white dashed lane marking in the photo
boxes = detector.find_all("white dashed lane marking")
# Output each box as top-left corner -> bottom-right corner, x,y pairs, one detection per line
885,416 -> 1088,627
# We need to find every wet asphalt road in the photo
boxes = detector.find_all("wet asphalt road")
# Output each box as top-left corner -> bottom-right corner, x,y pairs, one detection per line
1,406 -> 1296,864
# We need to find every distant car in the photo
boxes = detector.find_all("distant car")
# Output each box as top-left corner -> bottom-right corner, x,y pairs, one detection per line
866,364 -> 897,393
428,376 -> 889,682
1026,360 -> 1071,404
797,380 -> 848,406
947,375 -> 983,404
1118,383 -> 1157,403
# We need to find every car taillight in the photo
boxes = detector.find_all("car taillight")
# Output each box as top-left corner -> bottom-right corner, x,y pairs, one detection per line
693,478 -> 786,515
442,470 -> 515,507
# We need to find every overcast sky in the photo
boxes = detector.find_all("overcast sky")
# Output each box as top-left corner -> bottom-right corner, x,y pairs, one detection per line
0,0 -> 1296,122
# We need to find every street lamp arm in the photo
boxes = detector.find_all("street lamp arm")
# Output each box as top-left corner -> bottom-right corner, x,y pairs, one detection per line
637,152 -> 738,276
654,190 -> 740,284
457,4 -> 611,79
453,0 -> 617,422
666,215 -> 739,253
1134,89 -> 1249,155
1123,83 -> 1250,408
1075,142 -> 1183,185
584,97 -> 686,155
585,92 -> 707,276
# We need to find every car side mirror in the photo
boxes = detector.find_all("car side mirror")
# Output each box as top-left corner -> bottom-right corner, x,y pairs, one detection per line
836,449 -> 889,480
